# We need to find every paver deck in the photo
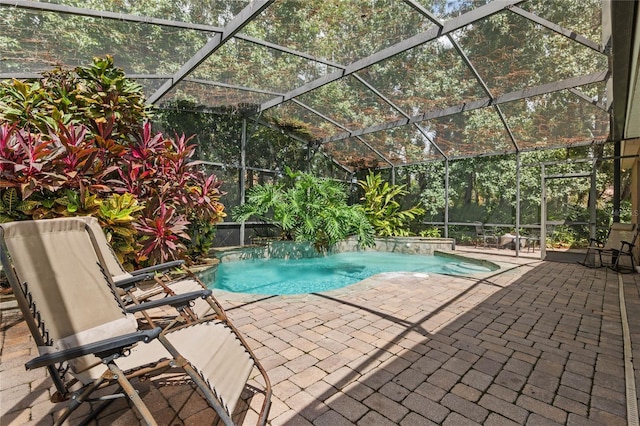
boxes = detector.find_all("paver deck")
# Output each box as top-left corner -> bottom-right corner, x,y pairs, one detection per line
2,248 -> 640,425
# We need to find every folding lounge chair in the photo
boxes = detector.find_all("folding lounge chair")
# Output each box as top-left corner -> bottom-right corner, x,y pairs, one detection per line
579,222 -> 639,272
525,231 -> 540,253
474,223 -> 497,248
0,218 -> 271,425
77,216 -> 223,328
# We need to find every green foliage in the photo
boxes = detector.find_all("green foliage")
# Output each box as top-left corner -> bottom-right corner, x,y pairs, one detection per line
405,144 -> 623,247
0,56 -> 151,141
0,186 -> 102,221
73,56 -> 151,139
0,79 -> 65,135
0,188 -> 30,223
154,102 -> 311,175
419,227 -> 441,238
268,117 -> 314,142
184,218 -> 218,262
96,192 -> 144,270
232,168 -> 374,251
358,171 -> 425,237
51,190 -> 102,217
154,101 -> 241,166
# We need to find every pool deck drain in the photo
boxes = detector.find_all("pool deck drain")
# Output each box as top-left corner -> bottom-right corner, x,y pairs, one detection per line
2,248 -> 639,425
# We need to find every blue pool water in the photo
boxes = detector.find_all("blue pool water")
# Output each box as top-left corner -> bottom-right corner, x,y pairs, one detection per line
210,251 -> 495,295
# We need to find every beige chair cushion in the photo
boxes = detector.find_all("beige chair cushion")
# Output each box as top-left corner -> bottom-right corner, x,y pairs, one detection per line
604,223 -> 637,250
118,320 -> 254,416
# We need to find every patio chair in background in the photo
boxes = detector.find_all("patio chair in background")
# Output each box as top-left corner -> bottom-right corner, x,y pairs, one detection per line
579,222 -> 639,272
77,216 -> 223,328
0,218 -> 271,425
474,223 -> 497,248
525,231 -> 540,252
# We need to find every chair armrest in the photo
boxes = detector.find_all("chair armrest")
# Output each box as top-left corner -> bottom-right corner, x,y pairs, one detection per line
26,327 -> 162,370
125,289 -> 212,314
620,240 -> 635,250
114,273 -> 155,292
131,260 -> 185,276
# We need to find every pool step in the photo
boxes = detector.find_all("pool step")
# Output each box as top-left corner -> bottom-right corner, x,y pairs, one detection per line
444,262 -> 492,274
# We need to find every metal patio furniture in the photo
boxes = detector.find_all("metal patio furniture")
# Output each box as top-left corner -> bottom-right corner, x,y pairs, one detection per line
474,223 -> 498,248
0,218 -> 271,425
579,222 -> 639,272
77,216 -> 222,329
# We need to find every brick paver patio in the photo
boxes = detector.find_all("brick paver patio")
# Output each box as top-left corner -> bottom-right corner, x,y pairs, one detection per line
2,248 -> 639,425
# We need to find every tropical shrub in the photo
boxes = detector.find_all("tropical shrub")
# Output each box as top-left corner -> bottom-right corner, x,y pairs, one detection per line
232,168 -> 374,251
105,124 -> 227,264
136,201 -> 191,264
0,57 -> 225,267
359,171 -> 425,237
95,192 -> 144,270
419,226 -> 442,238
185,218 -> 220,262
0,57 -> 150,138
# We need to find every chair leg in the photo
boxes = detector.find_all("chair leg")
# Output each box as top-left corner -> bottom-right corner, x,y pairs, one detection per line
579,249 -> 600,268
613,252 -> 636,273
77,387 -> 124,426
108,362 -> 158,426
53,376 -> 107,426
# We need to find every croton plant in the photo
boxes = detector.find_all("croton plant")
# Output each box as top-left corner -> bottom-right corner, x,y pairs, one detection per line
0,56 -> 225,269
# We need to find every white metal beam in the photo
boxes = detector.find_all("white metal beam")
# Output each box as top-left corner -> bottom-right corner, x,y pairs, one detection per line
320,71 -> 608,144
146,0 -> 274,104
258,0 -> 526,112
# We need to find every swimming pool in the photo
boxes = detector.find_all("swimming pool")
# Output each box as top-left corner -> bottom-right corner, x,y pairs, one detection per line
209,251 -> 496,295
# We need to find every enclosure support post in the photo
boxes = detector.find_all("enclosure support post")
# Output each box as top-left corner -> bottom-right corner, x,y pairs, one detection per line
444,159 -> 449,239
540,164 -> 546,260
391,166 -> 396,186
240,118 -> 247,246
614,141 -> 621,223
515,152 -> 521,257
590,157 -> 598,240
